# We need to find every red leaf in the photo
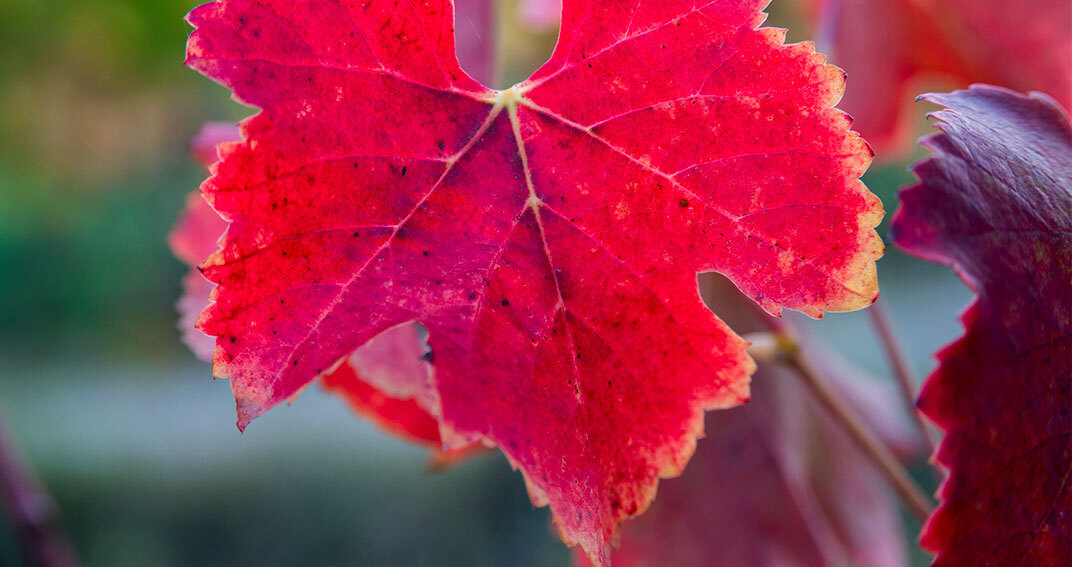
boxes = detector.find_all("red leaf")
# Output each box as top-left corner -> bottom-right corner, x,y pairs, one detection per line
890,85 -> 1072,566
169,122 -> 238,360
172,125 -> 460,453
320,323 -> 441,446
808,0 -> 1072,156
185,1 -> 882,561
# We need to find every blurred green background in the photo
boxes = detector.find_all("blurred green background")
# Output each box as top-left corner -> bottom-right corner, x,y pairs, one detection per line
0,1 -> 969,565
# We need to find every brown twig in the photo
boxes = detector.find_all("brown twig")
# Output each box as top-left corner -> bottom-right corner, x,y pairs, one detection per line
709,278 -> 935,523
0,409 -> 79,567
740,294 -> 935,523
868,298 -> 937,452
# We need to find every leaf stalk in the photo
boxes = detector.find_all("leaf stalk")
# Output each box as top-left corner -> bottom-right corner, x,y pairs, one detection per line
867,298 -> 937,453
747,325 -> 936,524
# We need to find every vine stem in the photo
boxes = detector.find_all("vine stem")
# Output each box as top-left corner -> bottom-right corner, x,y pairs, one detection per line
0,409 -> 79,567
868,298 -> 937,453
780,339 -> 935,524
746,316 -> 935,524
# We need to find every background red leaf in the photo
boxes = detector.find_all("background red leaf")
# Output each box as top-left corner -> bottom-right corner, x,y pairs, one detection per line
518,0 -> 562,31
807,0 -> 1072,156
891,85 -> 1072,566
168,122 -> 237,360
184,1 -> 881,562
320,323 -> 486,466
454,0 -> 496,86
320,322 -> 441,446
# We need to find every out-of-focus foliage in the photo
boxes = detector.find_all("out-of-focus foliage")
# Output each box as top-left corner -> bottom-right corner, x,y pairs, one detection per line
0,0 -> 245,355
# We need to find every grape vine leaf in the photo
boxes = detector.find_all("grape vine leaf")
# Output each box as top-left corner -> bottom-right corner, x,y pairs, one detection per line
571,281 -> 915,567
172,124 -> 460,452
185,0 -> 882,561
806,0 -> 1072,156
890,85 -> 1072,566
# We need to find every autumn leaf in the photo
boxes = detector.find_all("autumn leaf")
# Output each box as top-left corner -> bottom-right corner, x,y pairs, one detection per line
184,0 -> 882,562
806,0 -> 1072,156
890,85 -> 1072,566
169,122 -> 238,360
171,124 -> 461,454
